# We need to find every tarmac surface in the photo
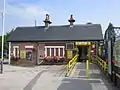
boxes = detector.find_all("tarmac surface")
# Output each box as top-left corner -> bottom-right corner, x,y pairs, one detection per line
0,63 -> 119,90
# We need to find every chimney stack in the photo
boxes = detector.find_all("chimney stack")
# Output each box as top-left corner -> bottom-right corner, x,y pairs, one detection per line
68,14 -> 75,27
44,14 -> 52,28
35,20 -> 37,26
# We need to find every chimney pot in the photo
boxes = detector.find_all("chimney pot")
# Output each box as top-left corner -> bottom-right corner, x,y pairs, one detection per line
44,14 -> 52,28
68,14 -> 75,26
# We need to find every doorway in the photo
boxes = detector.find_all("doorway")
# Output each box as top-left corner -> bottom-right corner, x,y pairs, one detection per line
78,46 -> 89,62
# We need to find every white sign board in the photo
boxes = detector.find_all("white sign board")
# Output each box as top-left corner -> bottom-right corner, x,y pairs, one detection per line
25,46 -> 34,48
39,44 -> 45,59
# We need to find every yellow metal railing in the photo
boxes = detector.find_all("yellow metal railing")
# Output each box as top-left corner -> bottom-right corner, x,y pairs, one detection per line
86,60 -> 89,79
66,54 -> 78,76
91,55 -> 108,72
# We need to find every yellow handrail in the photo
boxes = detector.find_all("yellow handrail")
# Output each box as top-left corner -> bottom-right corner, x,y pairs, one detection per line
91,55 -> 108,72
86,60 -> 89,79
66,54 -> 78,76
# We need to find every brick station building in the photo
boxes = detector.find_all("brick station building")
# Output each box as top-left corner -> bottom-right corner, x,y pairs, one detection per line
8,14 -> 103,65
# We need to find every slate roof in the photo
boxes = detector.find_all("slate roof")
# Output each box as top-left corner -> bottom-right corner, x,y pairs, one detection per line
8,24 -> 103,42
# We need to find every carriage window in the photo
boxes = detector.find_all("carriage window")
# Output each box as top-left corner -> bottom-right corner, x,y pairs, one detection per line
114,43 -> 120,67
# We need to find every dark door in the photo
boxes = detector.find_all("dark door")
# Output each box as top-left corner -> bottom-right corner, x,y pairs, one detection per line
78,46 -> 88,62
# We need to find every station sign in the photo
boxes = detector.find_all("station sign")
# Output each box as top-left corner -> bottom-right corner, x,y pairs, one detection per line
75,42 -> 91,45
67,50 -> 73,59
20,50 -> 26,59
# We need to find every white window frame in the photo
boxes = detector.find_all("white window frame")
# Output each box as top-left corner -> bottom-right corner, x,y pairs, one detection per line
45,46 -> 65,57
13,46 -> 19,57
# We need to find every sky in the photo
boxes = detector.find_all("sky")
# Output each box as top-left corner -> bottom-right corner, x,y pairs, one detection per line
0,0 -> 120,35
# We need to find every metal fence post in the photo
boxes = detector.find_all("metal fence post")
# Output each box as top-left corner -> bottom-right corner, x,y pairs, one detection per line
86,60 -> 89,79
0,60 -> 3,74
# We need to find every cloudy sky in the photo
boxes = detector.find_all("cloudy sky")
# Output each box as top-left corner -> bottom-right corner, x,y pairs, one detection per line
0,0 -> 120,35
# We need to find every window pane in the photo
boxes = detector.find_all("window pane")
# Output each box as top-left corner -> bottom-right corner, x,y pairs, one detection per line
15,48 -> 19,57
26,50 -> 32,61
47,48 -> 50,56
66,43 -> 74,49
114,43 -> 120,67
60,48 -> 63,56
56,48 -> 58,56
15,48 -> 17,57
51,48 -> 54,56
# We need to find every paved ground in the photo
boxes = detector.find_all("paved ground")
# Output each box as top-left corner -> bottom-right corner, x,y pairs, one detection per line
0,65 -> 66,90
69,62 -> 119,90
0,63 -> 119,90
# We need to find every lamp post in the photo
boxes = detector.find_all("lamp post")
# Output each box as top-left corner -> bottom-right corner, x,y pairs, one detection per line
0,0 -> 6,74
0,12 -> 3,74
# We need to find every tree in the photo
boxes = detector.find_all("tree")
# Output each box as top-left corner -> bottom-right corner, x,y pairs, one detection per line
5,28 -> 14,42
0,29 -> 14,57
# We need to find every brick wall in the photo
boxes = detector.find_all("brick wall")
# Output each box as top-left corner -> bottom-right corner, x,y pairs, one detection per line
11,42 -> 67,65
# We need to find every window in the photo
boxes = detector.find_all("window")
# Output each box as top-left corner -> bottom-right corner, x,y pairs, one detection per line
51,48 -> 54,56
25,46 -> 34,61
45,46 -> 65,57
26,49 -> 32,61
56,48 -> 58,56
13,46 -> 19,58
66,43 -> 74,50
47,48 -> 50,56
114,42 -> 120,67
60,48 -> 63,56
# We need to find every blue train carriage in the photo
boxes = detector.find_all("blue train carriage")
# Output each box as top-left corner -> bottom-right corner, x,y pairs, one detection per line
113,36 -> 120,87
114,37 -> 120,67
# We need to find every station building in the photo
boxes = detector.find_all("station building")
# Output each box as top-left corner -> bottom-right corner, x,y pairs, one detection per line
8,14 -> 103,65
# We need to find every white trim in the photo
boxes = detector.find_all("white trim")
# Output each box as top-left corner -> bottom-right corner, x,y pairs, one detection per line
8,42 -> 11,64
45,46 -> 64,48
13,46 -> 19,48
13,46 -> 19,56
58,48 -> 60,56
25,46 -> 34,48
45,46 -> 65,57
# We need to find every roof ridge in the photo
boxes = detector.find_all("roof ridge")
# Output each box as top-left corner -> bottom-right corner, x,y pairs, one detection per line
16,24 -> 101,28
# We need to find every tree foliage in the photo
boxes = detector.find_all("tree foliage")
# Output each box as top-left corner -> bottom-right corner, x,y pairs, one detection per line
0,29 -> 14,53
